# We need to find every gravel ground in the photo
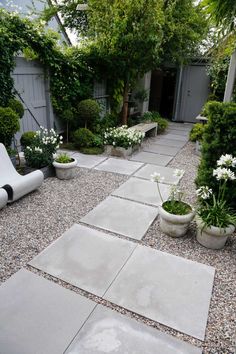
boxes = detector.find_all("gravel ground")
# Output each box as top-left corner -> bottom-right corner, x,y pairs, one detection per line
0,141 -> 235,354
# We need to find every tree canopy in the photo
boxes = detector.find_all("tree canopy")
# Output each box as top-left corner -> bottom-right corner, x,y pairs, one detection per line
41,0 -> 208,123
203,0 -> 236,32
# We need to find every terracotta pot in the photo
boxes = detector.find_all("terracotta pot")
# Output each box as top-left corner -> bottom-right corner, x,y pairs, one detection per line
159,204 -> 195,237
196,216 -> 235,250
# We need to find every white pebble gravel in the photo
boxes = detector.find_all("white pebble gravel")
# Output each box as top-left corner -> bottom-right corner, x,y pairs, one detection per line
0,142 -> 235,354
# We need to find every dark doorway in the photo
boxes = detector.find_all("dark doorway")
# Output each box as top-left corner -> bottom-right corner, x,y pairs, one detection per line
149,68 -> 177,119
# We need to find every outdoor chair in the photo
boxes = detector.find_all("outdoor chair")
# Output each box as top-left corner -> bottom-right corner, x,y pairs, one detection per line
0,143 -> 44,202
0,188 -> 8,209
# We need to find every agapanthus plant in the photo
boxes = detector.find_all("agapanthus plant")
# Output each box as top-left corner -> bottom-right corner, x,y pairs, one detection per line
197,154 -> 236,229
151,169 -> 191,215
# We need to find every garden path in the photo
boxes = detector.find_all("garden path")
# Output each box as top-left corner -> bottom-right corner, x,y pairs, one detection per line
0,123 -> 215,354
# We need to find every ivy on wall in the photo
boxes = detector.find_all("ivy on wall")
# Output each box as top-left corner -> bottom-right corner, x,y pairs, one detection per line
0,9 -> 93,117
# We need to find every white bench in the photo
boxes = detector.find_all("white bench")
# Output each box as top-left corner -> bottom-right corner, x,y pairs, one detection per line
129,122 -> 158,137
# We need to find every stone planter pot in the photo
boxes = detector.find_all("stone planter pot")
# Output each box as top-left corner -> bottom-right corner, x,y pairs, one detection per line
195,141 -> 202,156
196,217 -> 235,250
105,145 -> 133,159
159,204 -> 195,238
53,158 -> 77,180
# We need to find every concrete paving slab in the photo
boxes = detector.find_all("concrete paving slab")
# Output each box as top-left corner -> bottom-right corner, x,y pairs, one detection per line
112,177 -> 170,206
104,246 -> 215,340
130,151 -> 173,166
94,158 -> 143,175
166,129 -> 190,137
167,124 -> 192,132
72,153 -> 107,169
161,133 -> 188,142
151,138 -> 186,148
143,144 -> 179,156
29,224 -> 136,297
66,305 -> 202,354
81,196 -> 158,240
0,269 -> 95,354
134,164 -> 183,185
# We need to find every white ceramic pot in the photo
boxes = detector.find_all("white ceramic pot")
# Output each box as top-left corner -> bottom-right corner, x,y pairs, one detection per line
159,204 -> 195,237
53,158 -> 77,180
196,217 -> 235,250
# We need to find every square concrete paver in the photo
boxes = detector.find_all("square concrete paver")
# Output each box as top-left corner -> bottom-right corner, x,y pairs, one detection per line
134,164 -> 184,185
81,196 -> 158,240
151,138 -> 186,148
130,151 -> 173,166
166,129 -> 190,137
112,177 -> 170,206
66,305 -> 202,354
0,269 -> 95,354
95,158 -> 143,175
104,246 -> 215,340
161,133 -> 188,142
29,224 -> 136,296
72,153 -> 107,168
143,144 -> 179,156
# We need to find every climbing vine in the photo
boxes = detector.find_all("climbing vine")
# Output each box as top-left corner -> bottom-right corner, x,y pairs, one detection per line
0,9 -> 93,117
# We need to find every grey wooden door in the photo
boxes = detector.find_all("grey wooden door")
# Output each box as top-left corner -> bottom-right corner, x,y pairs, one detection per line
179,65 -> 209,123
12,57 -> 53,141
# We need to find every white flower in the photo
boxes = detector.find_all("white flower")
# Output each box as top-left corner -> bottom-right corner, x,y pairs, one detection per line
217,154 -> 236,168
173,169 -> 184,178
213,167 -> 236,181
59,135 -> 63,141
196,186 -> 212,200
34,147 -> 43,153
26,146 -> 32,151
150,172 -> 165,183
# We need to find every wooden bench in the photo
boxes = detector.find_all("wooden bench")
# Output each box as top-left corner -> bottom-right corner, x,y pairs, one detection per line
129,122 -> 158,137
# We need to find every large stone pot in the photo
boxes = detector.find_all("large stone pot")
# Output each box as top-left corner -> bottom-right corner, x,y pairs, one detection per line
196,217 -> 235,250
53,158 -> 77,180
159,204 -> 195,237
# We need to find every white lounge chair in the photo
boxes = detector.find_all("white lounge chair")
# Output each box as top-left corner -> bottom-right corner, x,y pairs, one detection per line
0,143 -> 44,202
0,188 -> 8,209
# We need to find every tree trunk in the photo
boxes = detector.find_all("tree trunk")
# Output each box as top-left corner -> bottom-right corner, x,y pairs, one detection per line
121,82 -> 129,125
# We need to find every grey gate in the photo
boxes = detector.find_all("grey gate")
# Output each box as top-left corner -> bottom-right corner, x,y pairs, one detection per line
12,57 -> 54,142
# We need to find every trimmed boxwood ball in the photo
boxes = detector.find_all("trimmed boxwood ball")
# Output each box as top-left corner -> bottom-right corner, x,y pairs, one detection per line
20,131 -> 36,148
0,107 -> 20,146
77,99 -> 100,129
8,98 -> 24,119
189,123 -> 206,142
73,128 -> 95,148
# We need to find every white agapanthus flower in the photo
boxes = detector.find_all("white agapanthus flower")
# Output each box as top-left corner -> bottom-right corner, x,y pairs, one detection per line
196,186 -> 213,200
173,169 -> 184,178
150,172 -> 165,183
217,154 -> 236,168
213,167 -> 236,181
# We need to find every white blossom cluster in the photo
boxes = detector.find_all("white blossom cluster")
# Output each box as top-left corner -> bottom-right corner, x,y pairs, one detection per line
213,167 -> 236,181
36,126 -> 63,149
26,146 -> 43,153
196,186 -> 213,200
104,126 -> 145,148
217,154 -> 236,168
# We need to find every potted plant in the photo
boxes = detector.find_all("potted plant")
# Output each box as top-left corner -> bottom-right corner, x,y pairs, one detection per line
196,154 -> 236,250
53,153 -> 77,180
104,125 -> 145,158
23,126 -> 63,178
151,170 -> 195,237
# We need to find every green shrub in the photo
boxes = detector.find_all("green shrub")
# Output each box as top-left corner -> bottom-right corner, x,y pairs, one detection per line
73,128 -> 95,148
196,101 -> 236,209
8,98 -> 24,119
142,111 -> 168,133
77,99 -> 100,129
0,107 -> 20,146
20,131 -> 36,148
189,123 -> 206,142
